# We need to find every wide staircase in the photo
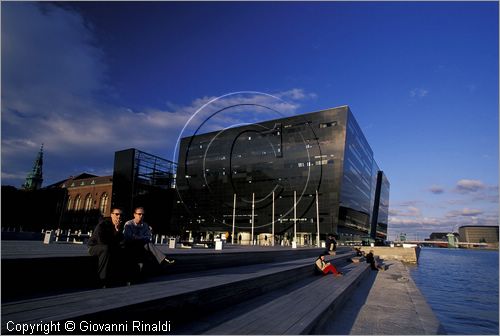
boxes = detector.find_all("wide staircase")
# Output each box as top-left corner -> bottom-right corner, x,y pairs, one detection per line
2,246 -> 370,335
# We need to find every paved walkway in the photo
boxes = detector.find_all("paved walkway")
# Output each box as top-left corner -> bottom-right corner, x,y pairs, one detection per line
320,260 -> 445,335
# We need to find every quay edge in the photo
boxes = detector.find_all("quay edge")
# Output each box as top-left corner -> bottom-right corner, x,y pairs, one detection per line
359,246 -> 420,263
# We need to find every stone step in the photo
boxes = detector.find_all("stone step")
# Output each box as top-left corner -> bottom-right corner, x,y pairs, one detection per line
200,262 -> 370,335
2,245 -> 327,301
1,252 -> 355,334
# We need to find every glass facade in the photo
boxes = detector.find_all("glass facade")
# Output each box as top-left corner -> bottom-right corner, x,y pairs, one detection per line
112,148 -> 177,234
176,106 -> 389,244
338,112 -> 374,240
377,172 -> 390,239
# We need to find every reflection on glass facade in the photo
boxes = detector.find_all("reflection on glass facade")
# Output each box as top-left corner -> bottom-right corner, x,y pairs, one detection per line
176,106 -> 389,243
112,148 -> 177,234
377,172 -> 390,238
369,170 -> 390,241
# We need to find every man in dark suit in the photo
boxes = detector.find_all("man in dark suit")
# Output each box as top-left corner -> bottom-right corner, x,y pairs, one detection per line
88,208 -> 128,287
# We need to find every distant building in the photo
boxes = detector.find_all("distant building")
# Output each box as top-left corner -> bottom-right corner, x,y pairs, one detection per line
43,173 -> 113,232
4,147 -> 178,235
43,149 -> 177,234
458,226 -> 499,245
22,144 -> 44,190
428,232 -> 458,241
58,173 -> 113,216
176,106 -> 389,245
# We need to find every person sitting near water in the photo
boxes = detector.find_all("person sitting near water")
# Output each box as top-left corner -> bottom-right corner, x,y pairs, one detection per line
315,253 -> 343,276
366,250 -> 384,270
123,207 -> 175,271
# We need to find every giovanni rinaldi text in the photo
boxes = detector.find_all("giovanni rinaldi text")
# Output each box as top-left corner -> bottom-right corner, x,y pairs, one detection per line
6,320 -> 172,334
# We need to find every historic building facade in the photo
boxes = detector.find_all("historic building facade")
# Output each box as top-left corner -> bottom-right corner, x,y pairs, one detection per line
54,149 -> 177,234
61,174 -> 113,217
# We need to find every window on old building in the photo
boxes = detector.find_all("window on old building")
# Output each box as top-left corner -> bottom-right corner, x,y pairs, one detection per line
74,195 -> 82,210
99,193 -> 108,214
84,194 -> 93,211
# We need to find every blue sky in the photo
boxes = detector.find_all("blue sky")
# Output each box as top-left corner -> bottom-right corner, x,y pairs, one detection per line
2,1 -> 498,240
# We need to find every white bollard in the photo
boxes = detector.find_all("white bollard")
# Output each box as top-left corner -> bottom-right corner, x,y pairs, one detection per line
215,240 -> 223,250
43,231 -> 55,244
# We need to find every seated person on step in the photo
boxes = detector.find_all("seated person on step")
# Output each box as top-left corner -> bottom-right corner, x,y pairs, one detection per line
88,208 -> 131,287
315,253 -> 343,276
354,247 -> 365,256
366,250 -> 384,271
123,207 -> 175,272
325,234 -> 337,255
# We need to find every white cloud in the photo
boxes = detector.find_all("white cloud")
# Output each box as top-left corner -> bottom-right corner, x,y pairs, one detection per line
389,217 -> 441,227
1,3 -> 318,187
1,2 -> 112,185
461,208 -> 483,216
446,208 -> 483,218
388,195 -> 498,240
455,179 -> 486,193
2,3 -> 107,110
276,88 -> 317,101
389,206 -> 421,217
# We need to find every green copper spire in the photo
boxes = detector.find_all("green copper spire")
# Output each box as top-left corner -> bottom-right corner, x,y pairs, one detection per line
23,144 -> 44,190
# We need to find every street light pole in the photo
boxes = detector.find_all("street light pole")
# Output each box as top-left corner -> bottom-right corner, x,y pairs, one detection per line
251,192 -> 255,245
272,191 -> 275,246
293,190 -> 297,248
316,190 -> 320,247
232,193 -> 236,244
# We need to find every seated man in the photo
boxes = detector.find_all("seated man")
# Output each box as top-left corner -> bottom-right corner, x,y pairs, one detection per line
366,250 -> 384,270
325,234 -> 337,255
123,207 -> 175,271
315,253 -> 343,276
88,208 -> 130,287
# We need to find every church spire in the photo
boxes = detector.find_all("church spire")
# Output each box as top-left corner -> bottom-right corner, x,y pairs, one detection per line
23,144 -> 44,190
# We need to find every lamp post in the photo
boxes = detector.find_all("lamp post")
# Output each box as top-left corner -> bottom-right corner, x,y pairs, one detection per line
316,190 -> 320,247
272,191 -> 275,246
293,190 -> 297,248
251,192 -> 255,245
231,193 -> 236,244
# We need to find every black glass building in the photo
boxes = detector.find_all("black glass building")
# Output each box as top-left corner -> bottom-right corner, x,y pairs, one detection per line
112,148 -> 177,234
176,106 -> 389,245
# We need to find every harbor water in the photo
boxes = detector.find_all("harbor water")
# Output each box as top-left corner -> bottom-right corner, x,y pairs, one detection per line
409,247 -> 499,335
